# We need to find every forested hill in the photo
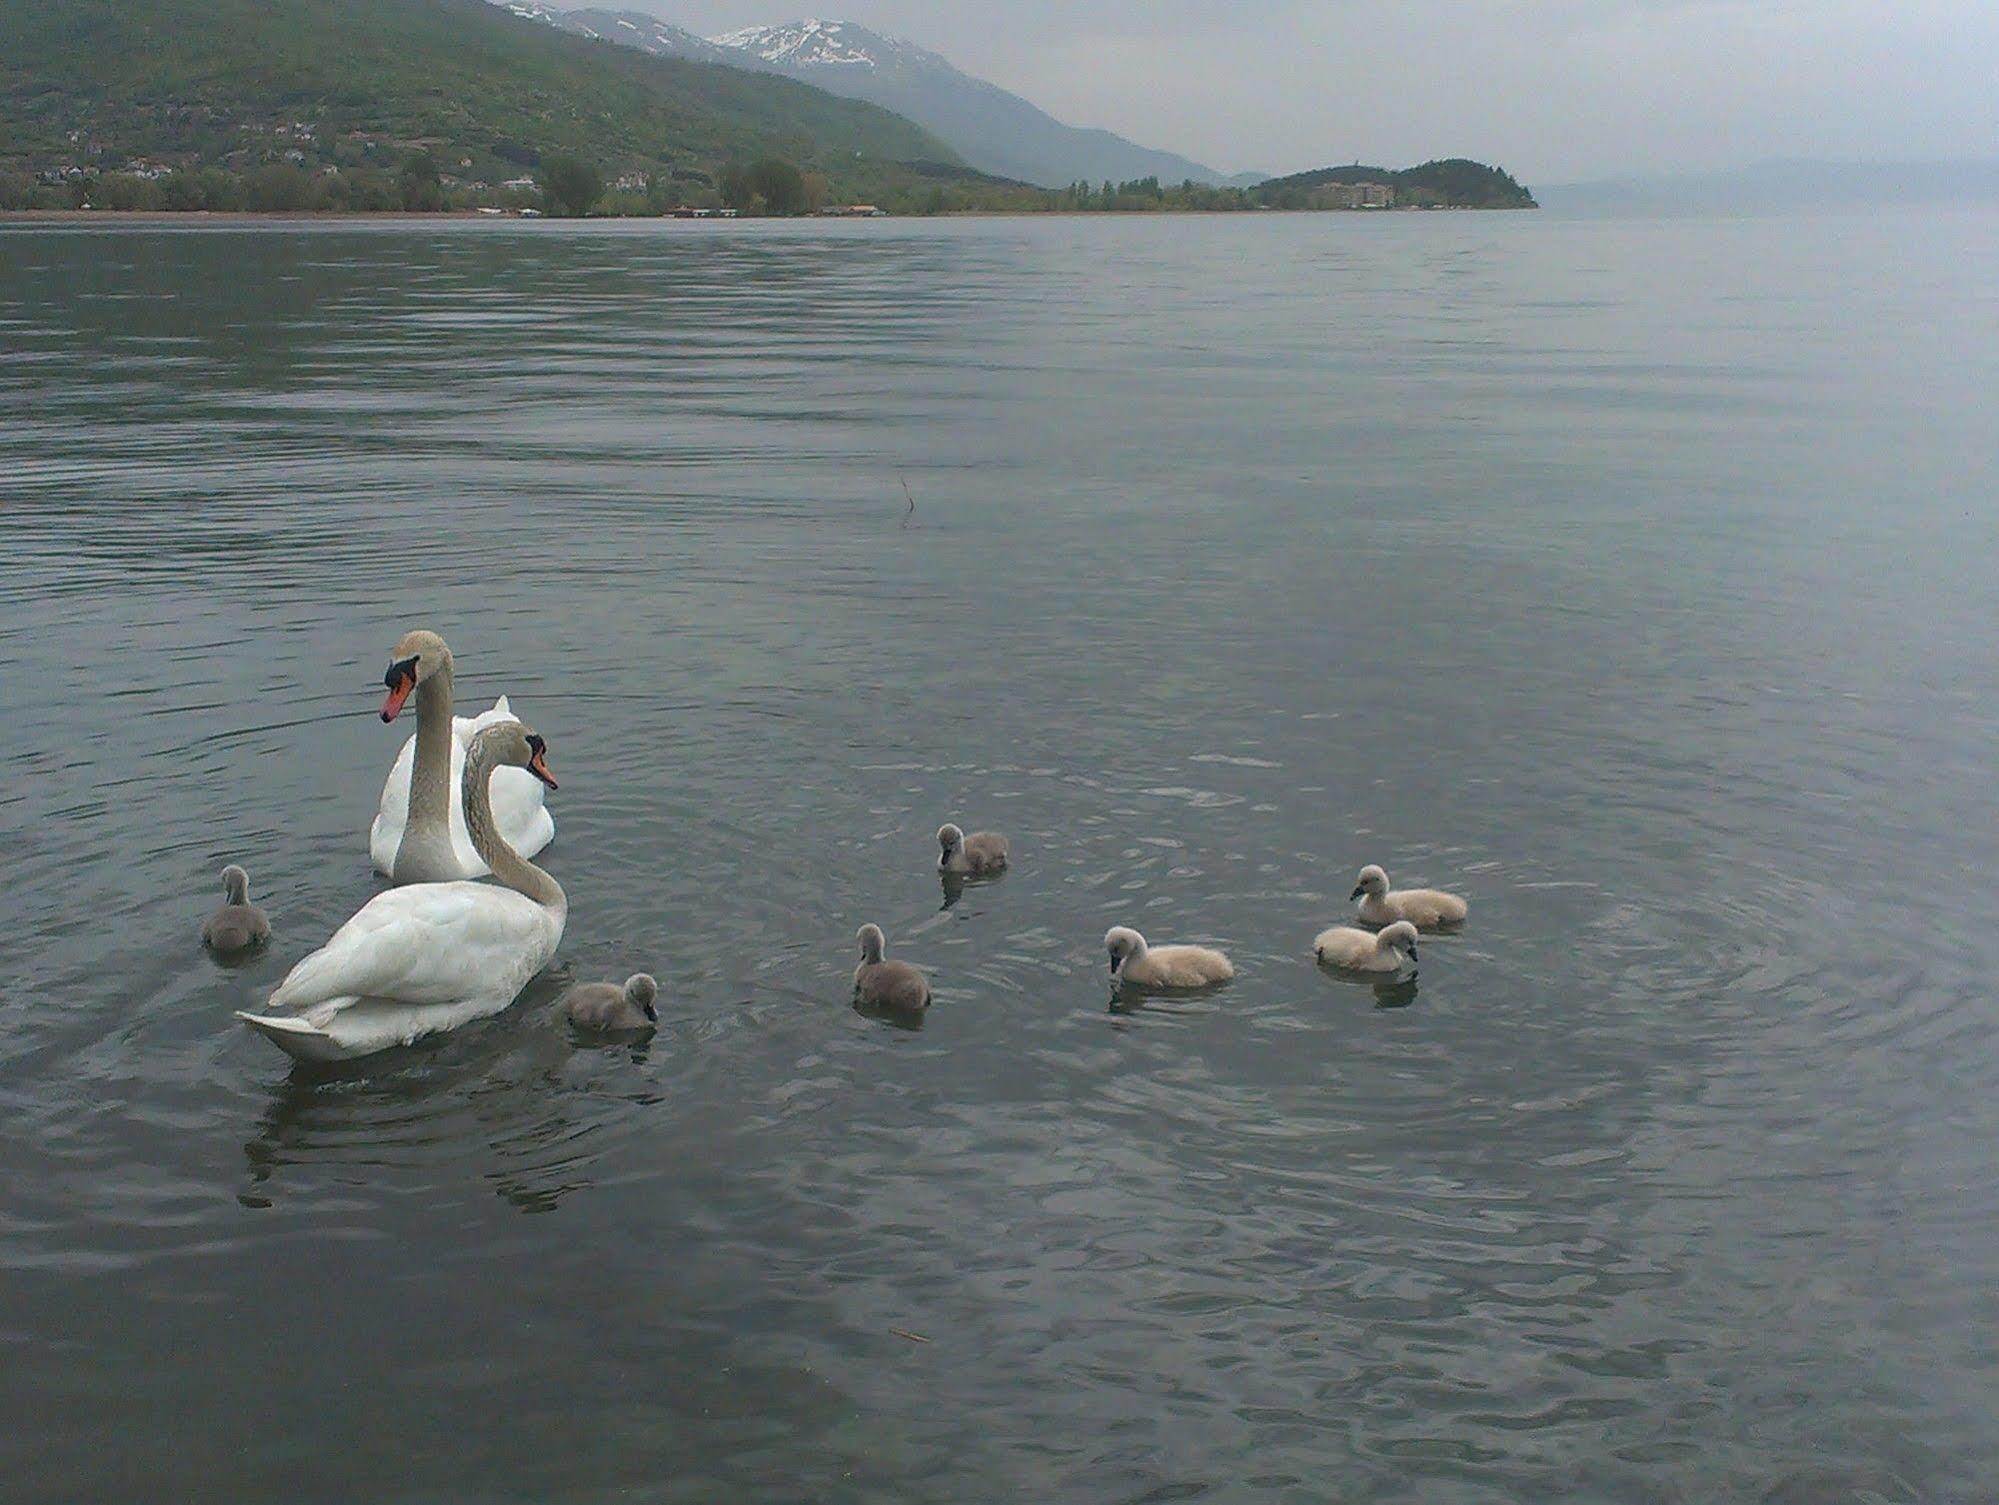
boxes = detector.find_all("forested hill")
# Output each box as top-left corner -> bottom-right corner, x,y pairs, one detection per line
1256,159 -> 1537,209
0,0 -> 980,201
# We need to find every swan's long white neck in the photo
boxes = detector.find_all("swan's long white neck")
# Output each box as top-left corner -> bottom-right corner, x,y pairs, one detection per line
406,656 -> 456,836
464,742 -> 565,913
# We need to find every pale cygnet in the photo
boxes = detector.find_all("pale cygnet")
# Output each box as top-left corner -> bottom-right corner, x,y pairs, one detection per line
201,865 -> 270,955
854,924 -> 931,1010
1104,926 -> 1234,988
562,973 -> 659,1031
938,823 -> 1009,876
1314,920 -> 1420,973
1350,864 -> 1468,929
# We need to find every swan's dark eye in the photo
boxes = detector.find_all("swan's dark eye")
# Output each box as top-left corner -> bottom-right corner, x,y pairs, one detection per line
526,734 -> 545,754
384,655 -> 418,690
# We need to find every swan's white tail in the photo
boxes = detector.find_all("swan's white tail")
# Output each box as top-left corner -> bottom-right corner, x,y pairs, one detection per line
235,1011 -> 345,1064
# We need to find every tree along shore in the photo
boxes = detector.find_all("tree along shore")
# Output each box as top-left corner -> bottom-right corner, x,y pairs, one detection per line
3,158 -> 1536,219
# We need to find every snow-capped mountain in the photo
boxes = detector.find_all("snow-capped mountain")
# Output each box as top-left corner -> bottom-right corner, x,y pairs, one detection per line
548,8 -> 737,64
500,1 -> 567,26
488,4 -> 1257,188
710,18 -> 932,70
699,18 -> 1255,187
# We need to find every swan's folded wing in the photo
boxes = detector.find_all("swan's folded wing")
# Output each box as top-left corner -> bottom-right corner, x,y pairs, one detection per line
267,885 -> 543,1014
487,765 -> 554,857
369,734 -> 421,871
374,734 -> 419,827
459,696 -> 520,739
456,699 -> 552,856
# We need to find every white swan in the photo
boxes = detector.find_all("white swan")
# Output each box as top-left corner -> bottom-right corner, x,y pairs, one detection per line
239,722 -> 566,1063
1105,926 -> 1235,988
1314,920 -> 1420,973
1350,865 -> 1468,929
368,629 -> 554,884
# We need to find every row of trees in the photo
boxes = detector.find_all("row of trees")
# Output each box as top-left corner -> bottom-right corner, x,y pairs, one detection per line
517,154 -> 836,216
0,151 -> 610,216
1044,177 -> 1262,212
0,151 -> 458,213
0,152 -> 836,217
718,158 -> 832,216
0,154 -> 1533,218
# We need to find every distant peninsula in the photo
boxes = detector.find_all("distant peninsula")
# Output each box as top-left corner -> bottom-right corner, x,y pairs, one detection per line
1253,161 -> 1537,211
0,0 -> 1535,217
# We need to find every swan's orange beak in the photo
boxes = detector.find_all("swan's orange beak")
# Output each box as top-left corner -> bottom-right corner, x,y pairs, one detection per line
379,667 -> 415,723
526,739 -> 558,790
380,656 -> 419,722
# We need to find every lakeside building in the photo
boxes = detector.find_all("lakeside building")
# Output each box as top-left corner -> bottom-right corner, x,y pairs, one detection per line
1315,181 -> 1395,209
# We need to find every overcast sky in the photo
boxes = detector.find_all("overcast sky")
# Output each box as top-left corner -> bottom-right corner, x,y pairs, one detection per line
645,0 -> 1999,183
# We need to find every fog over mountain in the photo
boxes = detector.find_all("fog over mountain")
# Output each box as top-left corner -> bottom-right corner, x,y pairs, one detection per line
1539,159 -> 1999,216
620,0 -> 1999,182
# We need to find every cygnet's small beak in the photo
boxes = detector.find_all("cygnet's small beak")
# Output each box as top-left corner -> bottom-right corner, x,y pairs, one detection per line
1108,955 -> 1119,975
1348,884 -> 1365,901
643,1001 -> 658,1023
1407,944 -> 1419,964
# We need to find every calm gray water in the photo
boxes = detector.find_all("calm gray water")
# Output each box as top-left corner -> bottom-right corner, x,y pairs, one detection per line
2,210 -> 1996,1503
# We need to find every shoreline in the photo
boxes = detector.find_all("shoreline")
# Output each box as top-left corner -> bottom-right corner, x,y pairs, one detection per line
0,204 -> 1538,226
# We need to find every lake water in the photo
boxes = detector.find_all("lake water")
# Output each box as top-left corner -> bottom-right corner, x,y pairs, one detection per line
2,209 -> 1996,1503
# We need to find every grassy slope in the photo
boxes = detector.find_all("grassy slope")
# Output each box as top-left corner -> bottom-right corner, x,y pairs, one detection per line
0,0 -> 969,189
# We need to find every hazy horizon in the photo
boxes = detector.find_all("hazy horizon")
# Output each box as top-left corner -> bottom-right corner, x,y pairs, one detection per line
623,0 -> 1999,184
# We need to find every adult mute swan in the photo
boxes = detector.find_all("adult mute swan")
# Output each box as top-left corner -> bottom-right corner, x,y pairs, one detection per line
1349,865 -> 1468,929
369,629 -> 554,884
1105,927 -> 1234,988
238,722 -> 565,1064
937,823 -> 1009,876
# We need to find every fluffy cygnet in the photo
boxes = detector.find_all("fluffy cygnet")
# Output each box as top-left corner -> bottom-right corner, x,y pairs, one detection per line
201,865 -> 271,955
854,924 -> 932,1011
1314,920 -> 1420,973
1350,865 -> 1467,929
1104,926 -> 1234,988
562,973 -> 659,1031
938,823 -> 1009,877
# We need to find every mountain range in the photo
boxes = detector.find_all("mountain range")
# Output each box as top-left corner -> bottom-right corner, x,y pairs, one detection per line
501,8 -> 1265,189
0,0 -> 989,200
0,0 -> 1533,216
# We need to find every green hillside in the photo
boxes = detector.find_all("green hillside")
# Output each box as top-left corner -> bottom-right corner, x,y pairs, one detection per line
0,0 -> 976,201
1255,159 -> 1536,209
